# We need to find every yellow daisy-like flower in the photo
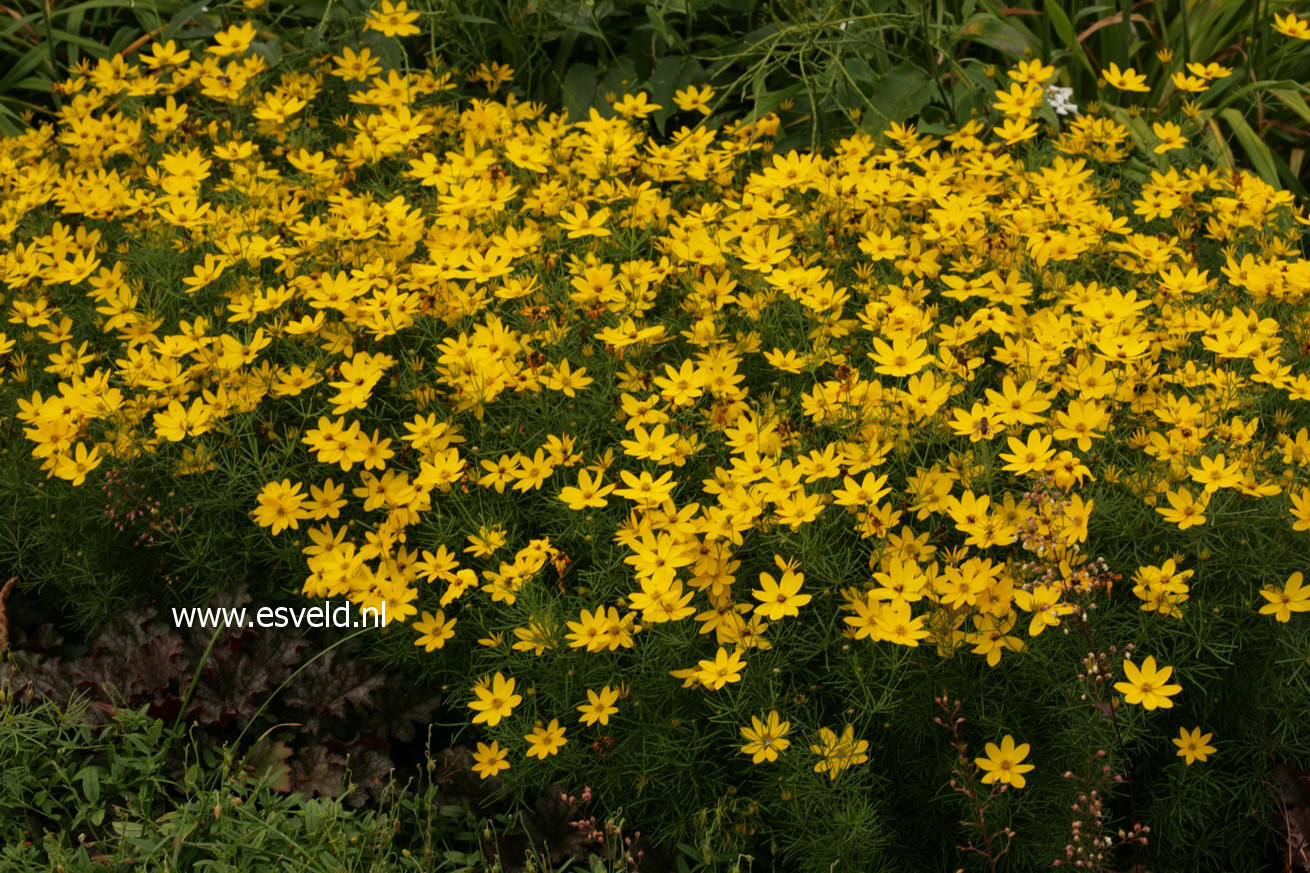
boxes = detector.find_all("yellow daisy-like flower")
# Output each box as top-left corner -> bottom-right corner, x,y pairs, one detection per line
739,710 -> 792,764
1104,62 -> 1149,92
1274,11 -> 1310,39
975,734 -> 1034,788
577,686 -> 620,727
1259,572 -> 1310,622
524,719 -> 567,759
1114,656 -> 1182,710
412,610 -> 456,651
468,672 -> 522,727
1172,727 -> 1215,765
363,0 -> 420,38
1151,121 -> 1188,154
472,741 -> 509,780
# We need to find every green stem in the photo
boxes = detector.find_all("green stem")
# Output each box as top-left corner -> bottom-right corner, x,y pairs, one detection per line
168,623 -> 223,745
41,0 -> 61,109
1179,0 -> 1191,65
233,624 -> 372,763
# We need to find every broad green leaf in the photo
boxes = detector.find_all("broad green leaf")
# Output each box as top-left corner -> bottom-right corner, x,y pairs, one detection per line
77,765 -> 101,804
1218,107 -> 1279,186
648,55 -> 699,133
1043,0 -> 1075,49
45,27 -> 116,54
865,63 -> 935,127
0,47 -> 50,91
1269,147 -> 1309,200
741,82 -> 802,126
598,56 -> 640,101
1042,0 -> 1095,75
1269,88 -> 1310,127
958,12 -> 1031,58
163,1 -> 217,40
0,103 -> 28,136
0,14 -> 42,40
46,0 -> 162,20
561,62 -> 599,120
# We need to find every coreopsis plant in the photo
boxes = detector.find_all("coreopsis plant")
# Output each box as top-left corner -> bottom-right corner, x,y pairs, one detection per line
4,8 -> 1310,869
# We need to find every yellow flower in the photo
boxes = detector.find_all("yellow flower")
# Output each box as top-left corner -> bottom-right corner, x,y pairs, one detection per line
695,646 -> 746,690
1114,656 -> 1182,710
252,479 -> 309,535
1187,452 -> 1241,493
674,84 -> 715,115
999,430 -> 1055,476
810,725 -> 869,779
1008,58 -> 1055,84
994,116 -> 1040,145
524,719 -> 567,759
1170,72 -> 1210,93
472,741 -> 509,780
613,469 -> 678,505
139,39 -> 190,69
740,711 -> 792,763
52,442 -> 102,487
1289,488 -> 1310,529
413,610 -> 456,651
577,686 -> 620,726
653,359 -> 706,406
153,398 -> 214,441
1103,62 -> 1149,92
612,92 -> 662,120
751,561 -> 811,620
209,22 -> 257,57
558,203 -> 612,239
1259,572 -> 1310,622
1172,727 -> 1215,765
558,469 -> 615,510
468,672 -> 522,727
621,424 -> 680,463
330,46 -> 382,82
1156,487 -> 1208,530
1274,11 -> 1310,39
993,81 -> 1043,118
1151,121 -> 1188,154
868,334 -> 933,377
975,735 -> 1034,788
464,525 -> 507,557
468,61 -> 515,93
364,0 -> 421,38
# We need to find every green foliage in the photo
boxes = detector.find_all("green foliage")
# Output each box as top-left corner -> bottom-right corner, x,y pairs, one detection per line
405,0 -> 1310,179
979,0 -> 1310,193
0,695 -> 408,871
0,695 -> 651,872
0,696 -> 170,840
5,590 -> 444,808
0,0 -> 185,134
0,0 -> 371,137
8,0 -> 1310,184
407,0 -> 969,150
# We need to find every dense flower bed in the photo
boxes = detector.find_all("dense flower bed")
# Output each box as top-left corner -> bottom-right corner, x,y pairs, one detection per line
4,8 -> 1310,868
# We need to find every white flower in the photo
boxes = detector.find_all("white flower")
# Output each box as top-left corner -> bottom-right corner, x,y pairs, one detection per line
1044,85 -> 1078,117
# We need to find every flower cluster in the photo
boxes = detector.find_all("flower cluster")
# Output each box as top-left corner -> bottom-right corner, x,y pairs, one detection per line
4,6 -> 1310,862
